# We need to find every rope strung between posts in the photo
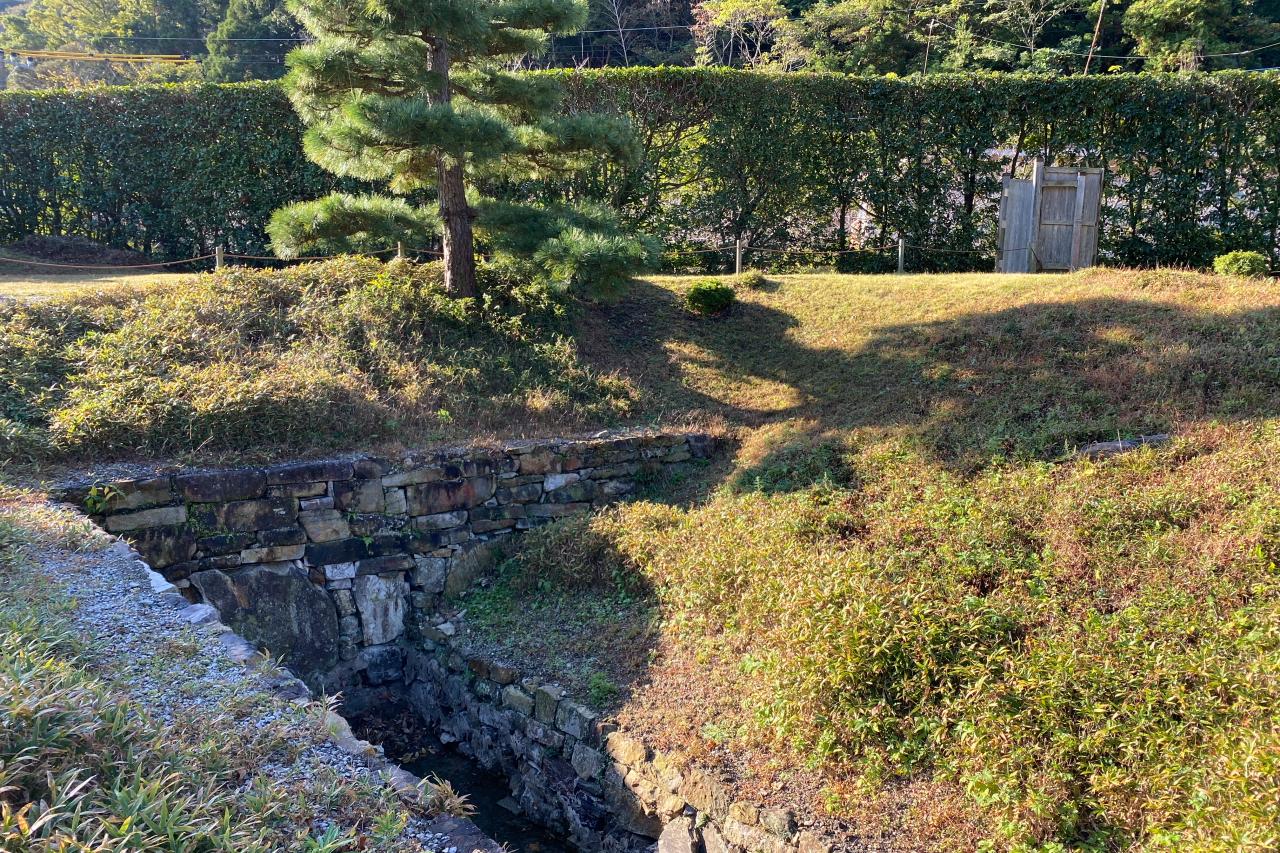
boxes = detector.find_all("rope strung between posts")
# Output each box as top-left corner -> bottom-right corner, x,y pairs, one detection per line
0,253 -> 216,269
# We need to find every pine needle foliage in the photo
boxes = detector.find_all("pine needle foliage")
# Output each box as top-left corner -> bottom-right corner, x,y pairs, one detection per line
272,0 -> 653,296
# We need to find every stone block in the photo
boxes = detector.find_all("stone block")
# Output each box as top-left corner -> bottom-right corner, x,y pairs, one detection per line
489,663 -> 519,685
412,555 -> 448,593
333,478 -> 384,513
268,481 -> 328,499
526,502 -> 591,518
533,683 -> 564,724
128,524 -> 197,570
406,478 -> 495,515
299,508 -> 351,543
722,818 -> 787,853
589,462 -> 641,479
796,830 -> 832,853
102,476 -> 175,511
441,458 -> 494,479
240,544 -> 305,564
176,469 -> 265,503
218,497 -> 296,532
384,488 -> 408,514
305,537 -> 370,566
353,457 -> 391,479
502,685 -> 535,715
412,510 -> 469,530
265,459 -> 354,485
357,554 -> 414,576
197,532 -> 255,557
354,573 -> 407,646
546,481 -> 597,503
527,720 -> 565,749
606,727 -> 650,758
729,802 -> 759,825
599,479 -> 636,499
658,817 -> 697,853
332,588 -> 356,616
679,767 -> 730,821
299,496 -> 335,511
105,504 -> 188,532
360,643 -> 404,685
555,700 -> 597,740
190,562 -> 339,685
701,824 -> 732,853
543,472 -> 580,491
518,451 -> 561,475
325,561 -> 357,581
258,526 -> 306,547
381,466 -> 443,488
760,808 -> 796,840
571,743 -> 605,780
471,517 -> 517,534
495,482 -> 542,503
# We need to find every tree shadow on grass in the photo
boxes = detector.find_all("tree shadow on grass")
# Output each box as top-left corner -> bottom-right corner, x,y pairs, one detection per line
586,279 -> 1280,476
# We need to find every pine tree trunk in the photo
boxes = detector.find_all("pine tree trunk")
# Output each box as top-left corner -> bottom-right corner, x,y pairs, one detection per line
438,159 -> 477,298
429,39 -> 477,299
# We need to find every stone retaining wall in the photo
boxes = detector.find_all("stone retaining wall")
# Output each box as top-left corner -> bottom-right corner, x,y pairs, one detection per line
58,431 -> 716,691
401,626 -> 831,853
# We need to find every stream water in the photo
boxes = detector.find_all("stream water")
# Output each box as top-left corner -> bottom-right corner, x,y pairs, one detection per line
405,743 -> 571,853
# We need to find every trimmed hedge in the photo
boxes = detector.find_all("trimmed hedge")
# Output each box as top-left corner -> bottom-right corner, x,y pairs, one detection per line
0,82 -> 349,259
4,71 -> 1280,269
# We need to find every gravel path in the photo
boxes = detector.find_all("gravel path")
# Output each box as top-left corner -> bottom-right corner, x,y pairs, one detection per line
38,533 -> 500,853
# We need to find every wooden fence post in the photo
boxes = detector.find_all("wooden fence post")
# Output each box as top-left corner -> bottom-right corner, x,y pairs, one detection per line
897,237 -> 905,274
735,238 -> 743,275
215,245 -> 224,270
396,241 -> 404,260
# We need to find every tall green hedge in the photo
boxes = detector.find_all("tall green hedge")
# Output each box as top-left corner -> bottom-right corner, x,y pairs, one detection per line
0,82 -> 346,260
3,71 -> 1279,269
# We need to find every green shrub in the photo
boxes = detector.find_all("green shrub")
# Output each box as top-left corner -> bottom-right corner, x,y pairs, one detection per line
736,269 -> 769,290
684,279 -> 735,315
9,73 -> 1280,270
0,258 -> 636,462
1213,250 -> 1270,278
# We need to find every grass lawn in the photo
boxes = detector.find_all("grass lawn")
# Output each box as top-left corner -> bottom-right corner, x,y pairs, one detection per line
456,266 -> 1280,852
0,253 -> 188,298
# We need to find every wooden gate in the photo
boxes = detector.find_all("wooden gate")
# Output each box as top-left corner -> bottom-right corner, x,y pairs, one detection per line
996,159 -> 1103,273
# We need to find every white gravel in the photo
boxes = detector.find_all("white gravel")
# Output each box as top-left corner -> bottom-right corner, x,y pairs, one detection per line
36,534 -> 494,852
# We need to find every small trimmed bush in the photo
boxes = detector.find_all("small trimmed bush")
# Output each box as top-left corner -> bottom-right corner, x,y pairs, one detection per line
685,279 -> 735,315
1213,250 -> 1269,278
737,269 -> 768,290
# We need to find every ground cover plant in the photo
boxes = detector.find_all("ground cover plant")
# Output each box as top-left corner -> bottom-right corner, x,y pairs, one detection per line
0,481 -> 431,850
0,256 -> 634,462
456,266 -> 1280,851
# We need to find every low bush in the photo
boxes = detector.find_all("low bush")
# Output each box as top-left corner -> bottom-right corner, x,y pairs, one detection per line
684,279 -> 735,315
736,269 -> 769,290
0,258 -> 636,462
1213,250 -> 1270,277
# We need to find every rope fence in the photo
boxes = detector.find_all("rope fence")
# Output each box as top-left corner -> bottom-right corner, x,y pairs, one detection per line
1,237 -> 1029,277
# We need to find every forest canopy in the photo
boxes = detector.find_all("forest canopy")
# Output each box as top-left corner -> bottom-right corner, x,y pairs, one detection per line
1,0 -> 1277,89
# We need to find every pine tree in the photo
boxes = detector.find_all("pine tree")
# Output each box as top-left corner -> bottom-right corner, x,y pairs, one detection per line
271,0 -> 650,297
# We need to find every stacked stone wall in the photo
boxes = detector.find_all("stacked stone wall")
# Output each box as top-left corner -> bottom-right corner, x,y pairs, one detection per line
402,627 -> 831,853
60,431 -> 716,690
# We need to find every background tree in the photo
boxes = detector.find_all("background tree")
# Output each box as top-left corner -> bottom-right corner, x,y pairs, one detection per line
692,0 -> 791,66
204,0 -> 301,81
272,0 -> 651,297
